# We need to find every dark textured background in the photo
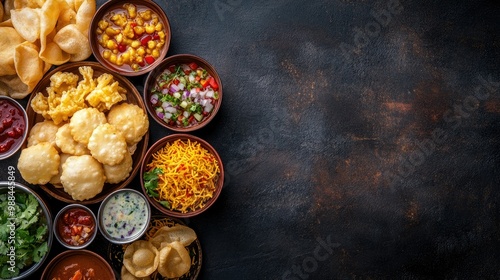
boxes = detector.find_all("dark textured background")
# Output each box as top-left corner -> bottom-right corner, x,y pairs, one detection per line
2,0 -> 500,279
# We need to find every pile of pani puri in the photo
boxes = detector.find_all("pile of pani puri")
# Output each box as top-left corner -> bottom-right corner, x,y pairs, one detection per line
0,0 -> 96,99
122,224 -> 197,279
17,65 -> 149,201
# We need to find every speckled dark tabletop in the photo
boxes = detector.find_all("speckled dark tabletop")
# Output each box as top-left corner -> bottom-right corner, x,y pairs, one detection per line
2,0 -> 500,279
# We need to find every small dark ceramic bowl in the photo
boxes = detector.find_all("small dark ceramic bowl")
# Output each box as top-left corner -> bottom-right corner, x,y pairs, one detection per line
53,204 -> 97,250
0,96 -> 28,160
89,0 -> 171,76
140,134 -> 224,218
143,54 -> 223,132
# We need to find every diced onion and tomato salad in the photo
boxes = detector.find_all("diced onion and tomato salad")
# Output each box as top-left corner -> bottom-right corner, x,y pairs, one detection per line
150,62 -> 219,128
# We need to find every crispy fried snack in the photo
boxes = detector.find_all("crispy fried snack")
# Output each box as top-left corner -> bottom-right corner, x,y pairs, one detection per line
55,123 -> 90,155
60,155 -> 106,201
69,107 -> 106,144
157,241 -> 191,278
87,123 -> 128,165
1,0 -> 96,98
107,103 -> 149,145
17,142 -> 60,185
103,152 -> 133,184
123,240 -> 159,278
27,120 -> 61,148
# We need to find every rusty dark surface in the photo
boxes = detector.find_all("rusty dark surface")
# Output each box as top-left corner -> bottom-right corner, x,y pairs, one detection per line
1,0 -> 500,279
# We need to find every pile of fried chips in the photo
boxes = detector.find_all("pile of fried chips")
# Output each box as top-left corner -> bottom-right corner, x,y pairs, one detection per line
0,0 -> 96,99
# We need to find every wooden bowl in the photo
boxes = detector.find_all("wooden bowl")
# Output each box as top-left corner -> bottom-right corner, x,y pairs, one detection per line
140,134 -> 224,218
89,0 -> 171,76
143,54 -> 223,132
26,61 -> 149,204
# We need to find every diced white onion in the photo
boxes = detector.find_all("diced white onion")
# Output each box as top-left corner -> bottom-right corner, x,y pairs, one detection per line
150,94 -> 158,105
170,84 -> 179,92
190,89 -> 198,98
166,107 -> 177,113
204,103 -> 214,112
206,90 -> 214,98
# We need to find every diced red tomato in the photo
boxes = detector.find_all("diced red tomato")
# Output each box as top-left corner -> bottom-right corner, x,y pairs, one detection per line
71,225 -> 79,235
188,62 -> 198,70
140,35 -> 152,46
78,216 -> 92,225
208,77 -> 219,90
145,55 -> 155,65
117,44 -> 126,52
3,118 -> 12,127
0,140 -> 14,153
201,79 -> 210,88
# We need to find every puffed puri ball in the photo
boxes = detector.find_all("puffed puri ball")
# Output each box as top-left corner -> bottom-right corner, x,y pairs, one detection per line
107,103 -> 149,145
17,142 -> 60,185
87,123 -> 128,166
60,155 -> 106,201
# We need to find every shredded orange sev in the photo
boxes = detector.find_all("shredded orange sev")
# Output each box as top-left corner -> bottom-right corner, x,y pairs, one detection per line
147,139 -> 220,213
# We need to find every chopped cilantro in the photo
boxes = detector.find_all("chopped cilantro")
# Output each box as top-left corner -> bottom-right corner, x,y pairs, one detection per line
143,167 -> 171,209
144,167 -> 163,198
0,192 -> 49,278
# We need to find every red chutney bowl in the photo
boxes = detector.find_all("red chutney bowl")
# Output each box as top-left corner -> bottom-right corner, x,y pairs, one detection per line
0,96 -> 28,160
53,204 -> 98,250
